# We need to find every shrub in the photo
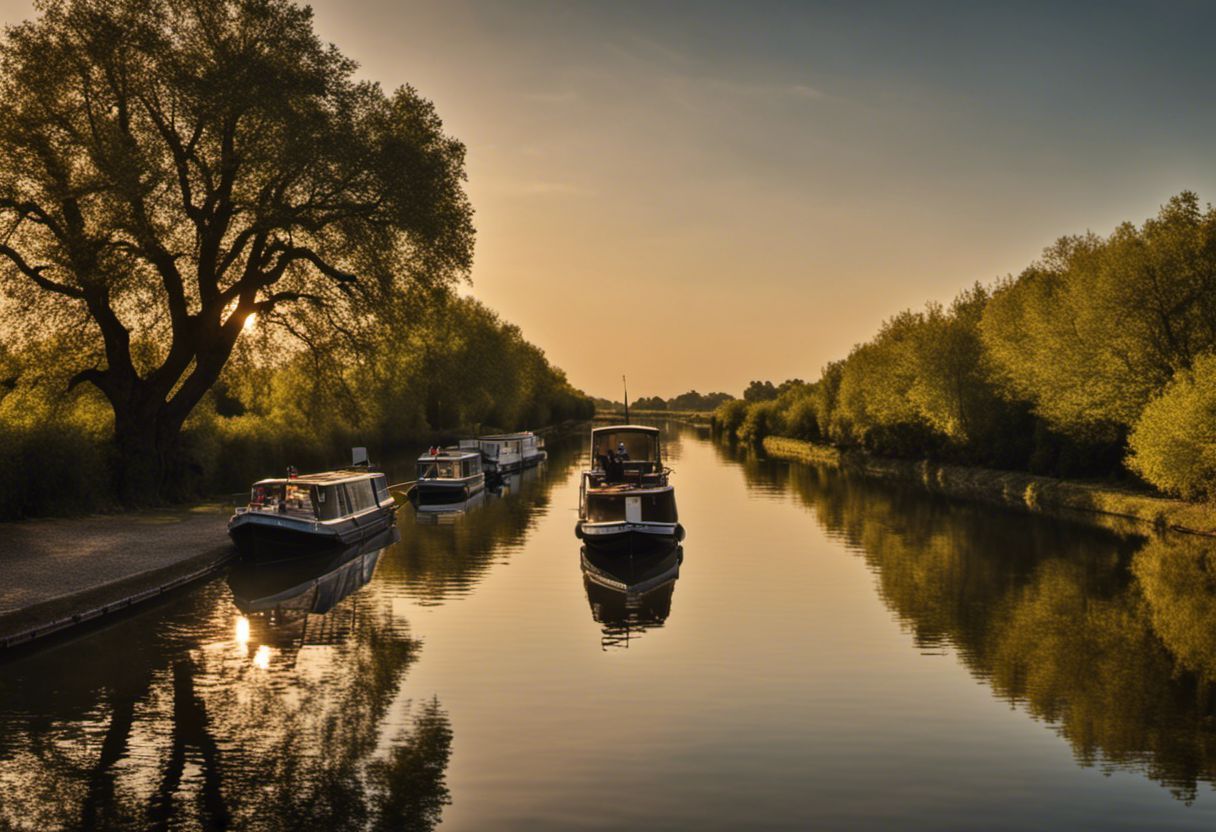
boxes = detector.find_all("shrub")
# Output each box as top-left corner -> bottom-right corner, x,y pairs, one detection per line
712,399 -> 750,438
1128,354 -> 1216,498
782,396 -> 820,441
738,400 -> 782,444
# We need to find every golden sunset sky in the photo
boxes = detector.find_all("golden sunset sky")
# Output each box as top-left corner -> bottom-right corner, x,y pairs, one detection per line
6,0 -> 1216,400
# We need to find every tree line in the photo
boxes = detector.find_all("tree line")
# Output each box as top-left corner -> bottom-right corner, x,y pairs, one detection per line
714,192 -> 1216,500
0,286 -> 591,518
626,390 -> 735,412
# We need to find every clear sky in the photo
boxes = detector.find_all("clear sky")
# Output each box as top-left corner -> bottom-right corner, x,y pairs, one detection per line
7,0 -> 1216,400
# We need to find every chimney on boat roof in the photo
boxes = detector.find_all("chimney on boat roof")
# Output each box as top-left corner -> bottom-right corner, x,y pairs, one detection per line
352,447 -> 369,467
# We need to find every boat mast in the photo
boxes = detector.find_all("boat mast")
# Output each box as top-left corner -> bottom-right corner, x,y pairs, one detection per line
622,374 -> 629,422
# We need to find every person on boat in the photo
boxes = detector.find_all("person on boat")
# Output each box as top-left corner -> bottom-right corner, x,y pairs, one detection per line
605,448 -> 626,483
617,441 -> 629,460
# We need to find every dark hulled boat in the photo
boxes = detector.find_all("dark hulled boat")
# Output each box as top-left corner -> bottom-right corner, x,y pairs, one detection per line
228,468 -> 399,558
575,424 -> 684,550
413,447 -> 486,503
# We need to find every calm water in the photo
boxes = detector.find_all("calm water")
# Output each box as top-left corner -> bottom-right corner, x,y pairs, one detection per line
5,422 -> 1216,830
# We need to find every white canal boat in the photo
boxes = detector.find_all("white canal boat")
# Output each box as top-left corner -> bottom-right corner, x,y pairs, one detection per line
460,431 -> 547,476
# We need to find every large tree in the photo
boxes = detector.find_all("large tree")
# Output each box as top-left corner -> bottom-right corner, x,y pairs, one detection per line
0,0 -> 473,498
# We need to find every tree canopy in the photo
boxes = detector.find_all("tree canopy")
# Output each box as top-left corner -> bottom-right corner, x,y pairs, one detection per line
0,0 -> 474,495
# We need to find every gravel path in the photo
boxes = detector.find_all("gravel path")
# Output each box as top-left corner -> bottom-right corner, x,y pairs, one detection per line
0,504 -> 235,645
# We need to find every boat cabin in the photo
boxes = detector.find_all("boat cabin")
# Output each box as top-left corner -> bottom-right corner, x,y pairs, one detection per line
245,471 -> 393,522
589,425 -> 665,486
417,449 -> 482,481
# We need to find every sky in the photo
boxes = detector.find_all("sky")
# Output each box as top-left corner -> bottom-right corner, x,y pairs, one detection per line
6,0 -> 1216,400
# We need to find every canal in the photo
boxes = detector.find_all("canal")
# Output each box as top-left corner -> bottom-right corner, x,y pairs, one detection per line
4,421 -> 1216,830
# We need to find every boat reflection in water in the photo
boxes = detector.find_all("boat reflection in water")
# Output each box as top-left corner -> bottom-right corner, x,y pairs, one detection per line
227,526 -> 399,651
581,543 -> 683,650
489,458 -> 544,498
411,488 -> 487,525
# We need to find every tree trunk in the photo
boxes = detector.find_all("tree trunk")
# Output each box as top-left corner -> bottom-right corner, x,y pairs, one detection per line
112,397 -> 181,506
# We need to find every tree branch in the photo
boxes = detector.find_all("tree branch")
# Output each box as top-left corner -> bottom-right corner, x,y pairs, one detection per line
0,244 -> 85,298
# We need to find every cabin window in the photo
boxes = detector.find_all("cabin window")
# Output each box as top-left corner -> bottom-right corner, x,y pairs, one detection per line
337,485 -> 351,516
250,484 -> 278,508
315,486 -> 341,520
373,477 -> 390,505
419,460 -> 459,479
593,432 -> 658,463
347,479 -> 377,512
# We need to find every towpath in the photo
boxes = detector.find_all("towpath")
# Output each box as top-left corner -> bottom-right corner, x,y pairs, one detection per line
0,504 -> 234,648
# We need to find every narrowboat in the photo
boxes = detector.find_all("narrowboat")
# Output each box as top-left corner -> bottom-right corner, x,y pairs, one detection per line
575,424 -> 684,550
229,467 -> 399,558
414,447 -> 486,502
459,431 -> 547,476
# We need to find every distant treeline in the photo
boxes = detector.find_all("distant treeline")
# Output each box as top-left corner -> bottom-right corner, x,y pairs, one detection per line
0,290 -> 593,518
714,192 -> 1216,500
599,390 -> 735,412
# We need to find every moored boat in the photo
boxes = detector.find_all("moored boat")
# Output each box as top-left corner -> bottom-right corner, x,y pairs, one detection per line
228,464 -> 399,558
575,424 -> 684,550
460,431 -> 547,476
414,446 -> 486,502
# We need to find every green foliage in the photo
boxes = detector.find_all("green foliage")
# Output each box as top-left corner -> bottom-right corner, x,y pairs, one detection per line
981,193 -> 1216,431
0,0 -> 477,499
743,380 -> 778,403
711,399 -> 751,438
721,193 -> 1216,491
1128,353 -> 1216,498
738,400 -> 782,444
0,289 -> 593,518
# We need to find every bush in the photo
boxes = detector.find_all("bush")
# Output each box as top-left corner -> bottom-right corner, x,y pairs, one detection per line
712,399 -> 750,438
738,400 -> 782,444
782,396 -> 820,441
1128,354 -> 1216,498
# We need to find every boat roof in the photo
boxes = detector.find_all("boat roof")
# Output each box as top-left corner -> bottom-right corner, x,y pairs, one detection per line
592,424 -> 660,435
417,449 -> 480,461
253,469 -> 383,487
478,432 -> 536,440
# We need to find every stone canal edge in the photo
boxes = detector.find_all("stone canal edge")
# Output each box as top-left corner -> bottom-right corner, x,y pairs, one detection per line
0,508 -> 235,651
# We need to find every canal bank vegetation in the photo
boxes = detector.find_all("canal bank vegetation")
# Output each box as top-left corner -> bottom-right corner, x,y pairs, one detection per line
0,289 -> 592,519
0,0 -> 592,519
714,192 -> 1216,526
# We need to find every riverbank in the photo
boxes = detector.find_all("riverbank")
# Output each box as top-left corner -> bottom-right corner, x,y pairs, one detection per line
0,505 -> 234,650
596,409 -> 712,426
760,435 -> 1216,538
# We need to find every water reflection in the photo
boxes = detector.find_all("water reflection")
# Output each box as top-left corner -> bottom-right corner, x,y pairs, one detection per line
733,448 -> 1216,804
412,488 -> 487,524
382,438 -> 582,603
0,531 -> 450,831
581,544 -> 682,650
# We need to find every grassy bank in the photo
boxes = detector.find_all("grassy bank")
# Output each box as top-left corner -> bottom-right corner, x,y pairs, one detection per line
761,435 -> 1216,537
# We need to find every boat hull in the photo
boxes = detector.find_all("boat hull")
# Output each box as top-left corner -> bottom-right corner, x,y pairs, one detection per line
414,476 -> 485,503
575,519 -> 685,553
483,448 -> 546,476
228,506 -> 398,560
